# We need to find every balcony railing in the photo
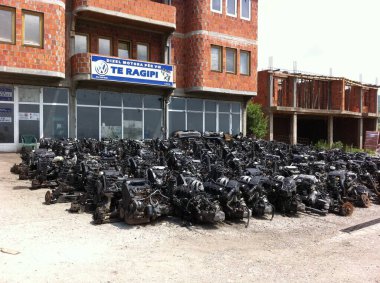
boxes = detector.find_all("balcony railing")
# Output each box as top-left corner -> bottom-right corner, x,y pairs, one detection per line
73,0 -> 176,31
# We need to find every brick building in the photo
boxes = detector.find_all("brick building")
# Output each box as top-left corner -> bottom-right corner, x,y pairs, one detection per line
0,0 -> 257,151
255,69 -> 379,148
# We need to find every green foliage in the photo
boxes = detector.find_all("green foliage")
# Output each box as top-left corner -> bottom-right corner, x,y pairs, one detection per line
331,141 -> 344,149
314,140 -> 329,150
344,145 -> 375,155
246,102 -> 268,139
314,140 -> 375,155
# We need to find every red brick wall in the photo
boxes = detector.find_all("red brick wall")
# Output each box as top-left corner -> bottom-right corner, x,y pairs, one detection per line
73,0 -> 176,26
254,70 -> 270,107
71,53 -> 91,76
75,19 -> 164,63
178,0 -> 258,39
172,0 -> 257,92
368,89 -> 377,113
0,0 -> 65,75
350,86 -> 361,112
330,80 -> 344,110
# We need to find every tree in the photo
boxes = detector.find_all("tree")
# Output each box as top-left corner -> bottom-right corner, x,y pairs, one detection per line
246,101 -> 268,139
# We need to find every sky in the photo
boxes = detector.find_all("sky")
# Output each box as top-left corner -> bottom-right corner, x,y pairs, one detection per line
258,0 -> 380,84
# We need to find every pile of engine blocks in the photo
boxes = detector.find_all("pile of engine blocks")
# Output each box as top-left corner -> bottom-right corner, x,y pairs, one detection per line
10,131 -> 380,227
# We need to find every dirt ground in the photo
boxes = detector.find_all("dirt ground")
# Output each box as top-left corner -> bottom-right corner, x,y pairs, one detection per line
0,153 -> 379,283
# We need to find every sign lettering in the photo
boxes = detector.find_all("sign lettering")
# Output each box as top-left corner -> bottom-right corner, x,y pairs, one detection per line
91,55 -> 174,87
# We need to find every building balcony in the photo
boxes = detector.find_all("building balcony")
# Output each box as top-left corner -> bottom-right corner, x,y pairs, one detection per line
73,0 -> 176,32
71,53 -> 175,88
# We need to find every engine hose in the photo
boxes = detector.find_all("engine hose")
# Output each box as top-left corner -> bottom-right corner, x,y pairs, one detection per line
137,190 -> 170,202
244,205 -> 250,228
270,204 -> 275,221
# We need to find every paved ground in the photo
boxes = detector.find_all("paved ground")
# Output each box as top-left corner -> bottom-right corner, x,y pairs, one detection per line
0,153 -> 379,283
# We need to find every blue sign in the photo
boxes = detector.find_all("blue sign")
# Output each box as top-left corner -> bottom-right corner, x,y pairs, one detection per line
0,87 -> 13,101
91,55 -> 174,87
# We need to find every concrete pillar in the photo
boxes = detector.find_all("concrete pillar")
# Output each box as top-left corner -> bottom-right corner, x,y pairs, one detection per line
163,91 -> 173,139
358,118 -> 363,149
269,74 -> 274,107
374,118 -> 379,131
68,87 -> 76,139
293,78 -> 297,108
328,116 -> 334,147
268,112 -> 273,141
163,34 -> 172,64
291,113 -> 297,145
360,89 -> 363,113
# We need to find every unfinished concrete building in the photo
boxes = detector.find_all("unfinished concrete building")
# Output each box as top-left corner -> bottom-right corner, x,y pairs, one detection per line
255,70 -> 379,148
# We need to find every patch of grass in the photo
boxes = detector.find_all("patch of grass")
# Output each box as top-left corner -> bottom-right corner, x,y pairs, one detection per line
314,140 -> 375,155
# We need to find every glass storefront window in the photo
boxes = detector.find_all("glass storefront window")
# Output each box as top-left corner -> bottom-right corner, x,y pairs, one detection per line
123,93 -> 142,108
144,95 -> 161,109
0,104 -> 14,143
205,101 -> 217,112
43,105 -> 68,139
101,92 -> 121,107
77,107 -> 99,139
77,89 -> 99,106
168,99 -> 241,135
187,99 -> 203,111
169,111 -> 185,135
19,104 -> 39,142
232,102 -> 241,113
205,113 -> 217,132
101,108 -> 121,139
144,110 -> 162,139
219,113 -> 230,133
19,87 -> 39,103
124,109 -> 142,140
43,88 -> 68,104
219,102 -> 230,113
232,114 -> 240,135
169,98 -> 186,110
187,112 -> 203,132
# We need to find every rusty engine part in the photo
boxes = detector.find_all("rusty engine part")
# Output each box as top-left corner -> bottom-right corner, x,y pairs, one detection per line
10,133 -> 380,228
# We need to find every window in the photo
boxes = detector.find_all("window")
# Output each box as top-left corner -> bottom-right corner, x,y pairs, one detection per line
74,34 -> 88,54
0,6 -> 15,44
137,43 -> 149,61
226,0 -> 237,17
98,37 -> 111,55
168,98 -> 241,135
42,88 -> 69,139
118,41 -> 130,59
22,11 -> 43,47
226,48 -> 236,74
240,0 -> 251,20
240,50 -> 250,75
211,0 -> 222,13
211,45 -> 222,72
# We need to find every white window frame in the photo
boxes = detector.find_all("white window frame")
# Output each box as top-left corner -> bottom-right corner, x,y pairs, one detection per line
76,91 -> 163,140
226,0 -> 237,17
211,0 -> 222,14
240,0 -> 251,21
168,98 -> 242,135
